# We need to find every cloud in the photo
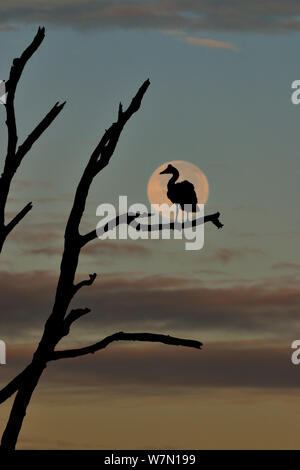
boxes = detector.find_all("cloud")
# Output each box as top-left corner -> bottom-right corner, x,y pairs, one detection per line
26,247 -> 63,256
1,270 -> 300,341
193,269 -> 226,276
12,179 -> 53,191
162,28 -> 237,51
0,24 -> 18,31
4,340 -> 300,391
10,230 -> 61,245
1,1 -> 300,33
81,240 -> 151,256
180,36 -> 237,51
161,28 -> 185,36
212,247 -> 265,263
49,342 -> 300,390
25,240 -> 151,257
272,262 -> 300,271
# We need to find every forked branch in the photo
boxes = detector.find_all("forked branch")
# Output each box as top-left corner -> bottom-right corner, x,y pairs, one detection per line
0,27 -> 65,252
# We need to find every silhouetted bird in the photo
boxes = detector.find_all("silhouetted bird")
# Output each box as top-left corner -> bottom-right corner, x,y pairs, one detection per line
160,164 -> 198,212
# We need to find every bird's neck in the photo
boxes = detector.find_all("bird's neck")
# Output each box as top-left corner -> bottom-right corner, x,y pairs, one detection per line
168,169 -> 179,187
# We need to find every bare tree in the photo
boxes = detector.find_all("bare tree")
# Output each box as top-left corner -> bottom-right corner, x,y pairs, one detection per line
0,27 -> 65,253
0,28 -> 223,451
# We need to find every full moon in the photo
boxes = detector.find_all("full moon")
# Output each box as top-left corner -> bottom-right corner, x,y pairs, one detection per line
147,160 -> 209,219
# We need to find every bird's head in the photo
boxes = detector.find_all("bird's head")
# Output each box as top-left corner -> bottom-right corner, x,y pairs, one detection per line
160,164 -> 176,175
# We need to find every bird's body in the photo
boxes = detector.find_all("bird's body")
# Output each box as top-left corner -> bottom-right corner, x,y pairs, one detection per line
160,164 -> 198,212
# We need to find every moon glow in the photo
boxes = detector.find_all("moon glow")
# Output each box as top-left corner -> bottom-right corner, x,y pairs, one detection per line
147,160 -> 209,219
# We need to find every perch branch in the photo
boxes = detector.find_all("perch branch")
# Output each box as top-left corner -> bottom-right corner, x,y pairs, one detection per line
131,211 -> 223,231
50,332 -> 203,360
81,211 -> 223,246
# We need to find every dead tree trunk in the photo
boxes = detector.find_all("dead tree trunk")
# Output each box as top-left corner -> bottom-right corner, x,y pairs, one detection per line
0,28 -> 223,451
1,360 -> 46,450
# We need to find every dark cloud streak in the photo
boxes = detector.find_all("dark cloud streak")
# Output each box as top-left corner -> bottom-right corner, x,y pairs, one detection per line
1,271 -> 300,340
1,1 -> 300,33
3,341 -> 299,391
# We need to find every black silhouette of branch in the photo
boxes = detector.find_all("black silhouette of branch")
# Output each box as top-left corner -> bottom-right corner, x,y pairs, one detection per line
131,212 -> 224,231
0,26 -> 65,253
73,273 -> 97,294
0,366 -> 31,405
15,102 -> 66,163
4,202 -> 33,234
50,332 -> 202,360
81,211 -> 223,246
63,308 -> 92,333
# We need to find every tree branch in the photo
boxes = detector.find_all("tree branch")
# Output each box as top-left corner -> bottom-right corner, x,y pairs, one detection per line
15,101 -> 66,164
63,308 -> 91,332
0,330 -> 202,403
0,366 -> 31,405
204,212 -> 223,229
0,26 -> 65,250
6,27 -> 45,92
96,79 -> 151,171
65,79 -> 150,239
5,202 -> 33,236
45,80 -> 150,326
81,211 -> 223,246
131,211 -> 224,231
73,273 -> 97,294
80,213 -> 139,246
50,332 -> 203,360
5,26 -> 45,161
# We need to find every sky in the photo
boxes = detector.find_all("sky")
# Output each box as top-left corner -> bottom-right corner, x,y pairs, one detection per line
1,0 -> 300,449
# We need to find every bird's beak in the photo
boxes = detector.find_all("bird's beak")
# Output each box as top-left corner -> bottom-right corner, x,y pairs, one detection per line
160,168 -> 169,174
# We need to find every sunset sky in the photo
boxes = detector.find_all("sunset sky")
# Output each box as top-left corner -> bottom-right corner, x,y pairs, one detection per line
1,0 -> 300,449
